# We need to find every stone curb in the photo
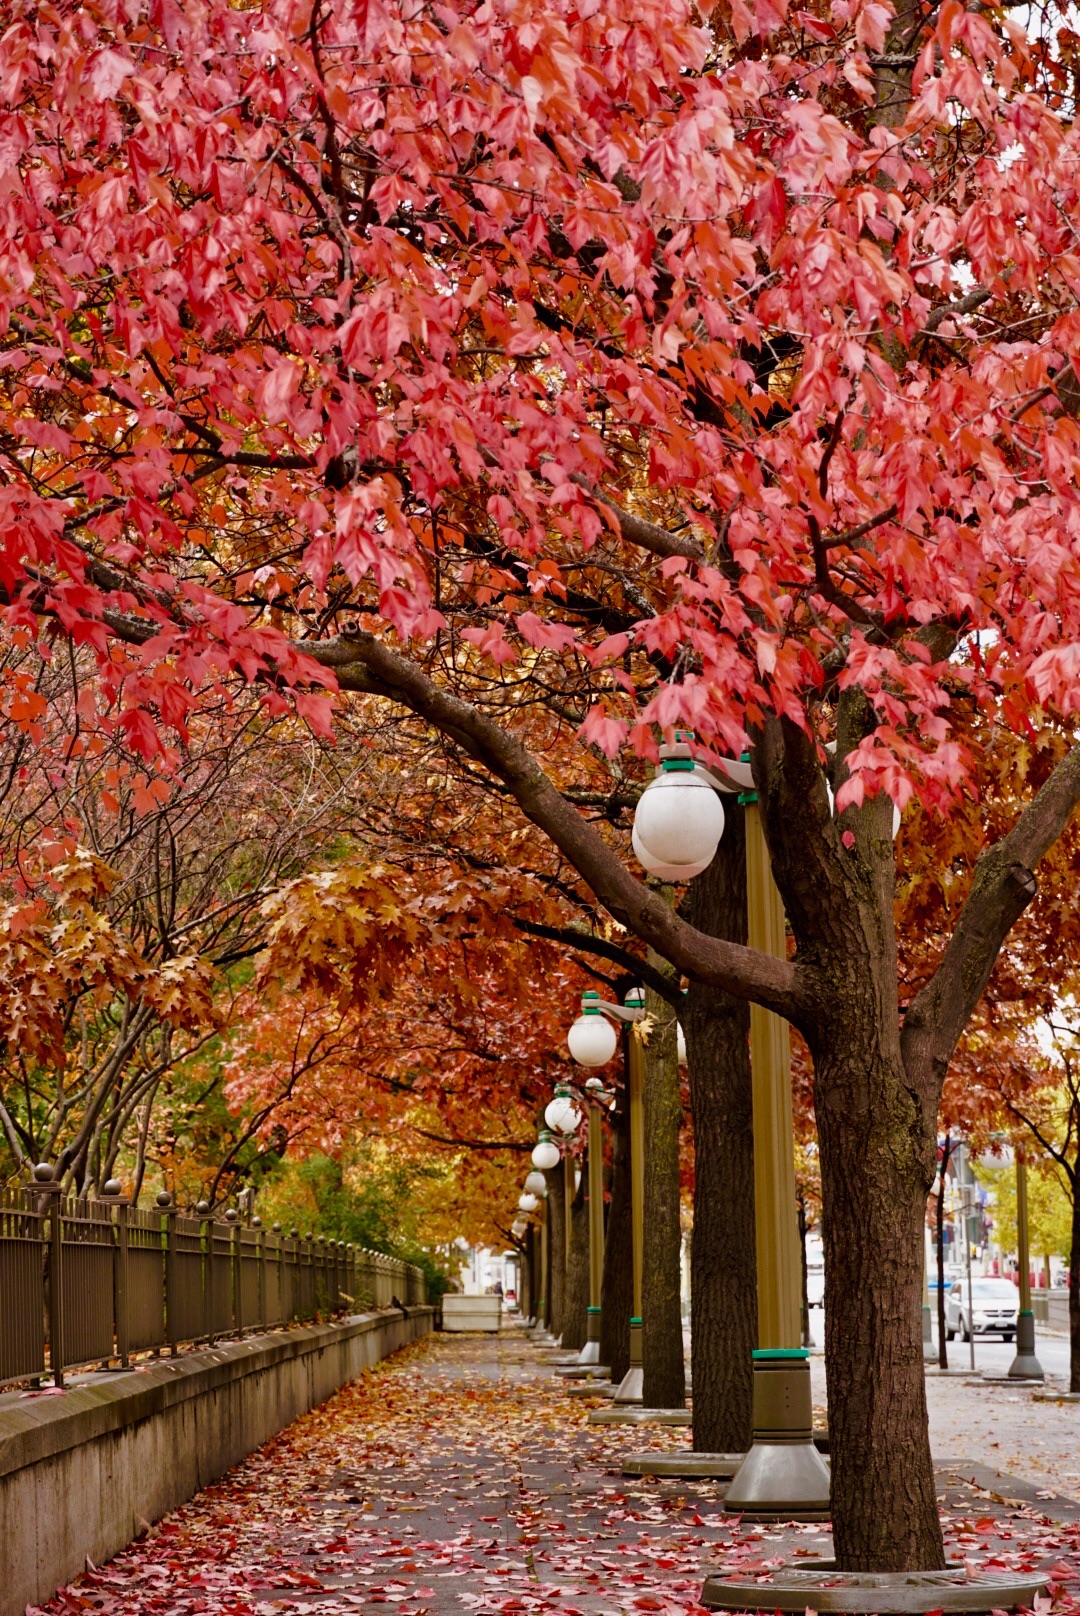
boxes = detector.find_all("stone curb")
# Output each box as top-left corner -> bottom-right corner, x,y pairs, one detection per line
0,1308 -> 433,1481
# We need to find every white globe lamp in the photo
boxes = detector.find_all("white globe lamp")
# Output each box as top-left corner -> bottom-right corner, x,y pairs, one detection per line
567,991 -> 619,1066
545,1084 -> 582,1135
633,761 -> 725,877
677,1022 -> 686,1067
532,1131 -> 561,1171
632,821 -> 714,881
979,1139 -> 1015,1171
518,1191 -> 539,1213
524,1169 -> 546,1195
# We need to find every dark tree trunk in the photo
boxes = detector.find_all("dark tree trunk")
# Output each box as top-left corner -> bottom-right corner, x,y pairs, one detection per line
642,946 -> 687,1409
936,1136 -> 952,1370
682,811 -> 756,1452
600,1077 -> 633,1382
1070,1175 -> 1080,1395
812,1035 -> 941,1570
562,1158 -> 590,1352
545,1158 -> 567,1339
761,711 -> 944,1573
522,1226 -> 534,1322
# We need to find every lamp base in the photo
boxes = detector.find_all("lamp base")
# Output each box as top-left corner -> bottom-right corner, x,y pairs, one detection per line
701,1565 -> 1049,1613
612,1364 -> 644,1404
1006,1311 -> 1043,1381
723,1351 -> 830,1521
922,1306 -> 937,1362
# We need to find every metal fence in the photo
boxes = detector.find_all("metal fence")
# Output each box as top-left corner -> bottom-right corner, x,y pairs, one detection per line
0,1173 -> 427,1390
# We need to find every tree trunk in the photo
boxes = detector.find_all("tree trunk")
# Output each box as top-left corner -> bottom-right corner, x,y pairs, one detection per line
600,1077 -> 633,1382
545,1159 -> 567,1339
682,813 -> 756,1452
760,711 -> 945,1572
813,1036 -> 942,1570
1070,1177 -> 1080,1395
562,1158 -> 590,1352
642,946 -> 686,1409
522,1226 -> 534,1322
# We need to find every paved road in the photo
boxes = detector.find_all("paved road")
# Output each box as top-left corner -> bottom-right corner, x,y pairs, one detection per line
37,1328 -> 1080,1616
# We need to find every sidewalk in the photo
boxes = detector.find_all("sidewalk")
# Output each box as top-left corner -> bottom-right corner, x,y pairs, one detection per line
35,1329 -> 1080,1616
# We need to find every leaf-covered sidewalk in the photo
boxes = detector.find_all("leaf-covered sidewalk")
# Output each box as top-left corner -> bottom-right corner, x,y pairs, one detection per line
39,1330 -> 1080,1616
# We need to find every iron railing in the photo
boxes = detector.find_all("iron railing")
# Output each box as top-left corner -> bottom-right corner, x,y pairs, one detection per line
0,1170 -> 427,1390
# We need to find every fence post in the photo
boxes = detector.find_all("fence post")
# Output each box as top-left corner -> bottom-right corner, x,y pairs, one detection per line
271,1223 -> 284,1325
225,1208 -> 240,1337
102,1180 -> 130,1369
32,1164 -> 64,1388
195,1201 -> 214,1345
158,1191 -> 178,1356
255,1217 -> 266,1331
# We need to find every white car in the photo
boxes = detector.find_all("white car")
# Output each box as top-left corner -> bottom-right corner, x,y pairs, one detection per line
944,1278 -> 1018,1341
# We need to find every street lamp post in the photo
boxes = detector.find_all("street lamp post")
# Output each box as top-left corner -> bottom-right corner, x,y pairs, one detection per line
633,736 -> 830,1516
543,1084 -> 582,1345
538,1189 -> 550,1340
583,1078 -> 607,1365
979,1138 -> 1043,1381
566,986 -> 647,1402
1011,1152 -> 1044,1380
523,1137 -> 558,1343
622,993 -> 646,1403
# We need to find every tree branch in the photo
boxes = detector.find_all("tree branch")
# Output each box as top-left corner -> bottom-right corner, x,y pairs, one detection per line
307,631 -> 804,1020
568,475 -> 706,563
510,916 -> 682,1006
903,739 -> 1080,1092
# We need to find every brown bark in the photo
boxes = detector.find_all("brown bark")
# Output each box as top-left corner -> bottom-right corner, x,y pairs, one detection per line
642,944 -> 686,1409
759,709 -> 942,1571
814,1057 -> 939,1569
682,810 -> 756,1453
562,1159 -> 590,1352
545,1159 -> 567,1339
522,1225 -> 534,1322
600,1075 -> 633,1382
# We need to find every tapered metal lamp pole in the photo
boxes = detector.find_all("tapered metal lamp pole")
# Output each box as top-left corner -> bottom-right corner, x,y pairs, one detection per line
587,1095 -> 605,1356
979,1136 -> 1044,1381
1010,1151 -> 1044,1380
617,1002 -> 647,1402
539,1194 -> 549,1335
566,986 -> 645,1399
723,796 -> 830,1518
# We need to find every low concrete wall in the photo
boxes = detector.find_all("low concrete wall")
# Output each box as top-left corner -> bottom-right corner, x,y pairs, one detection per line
0,1306 -> 433,1616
